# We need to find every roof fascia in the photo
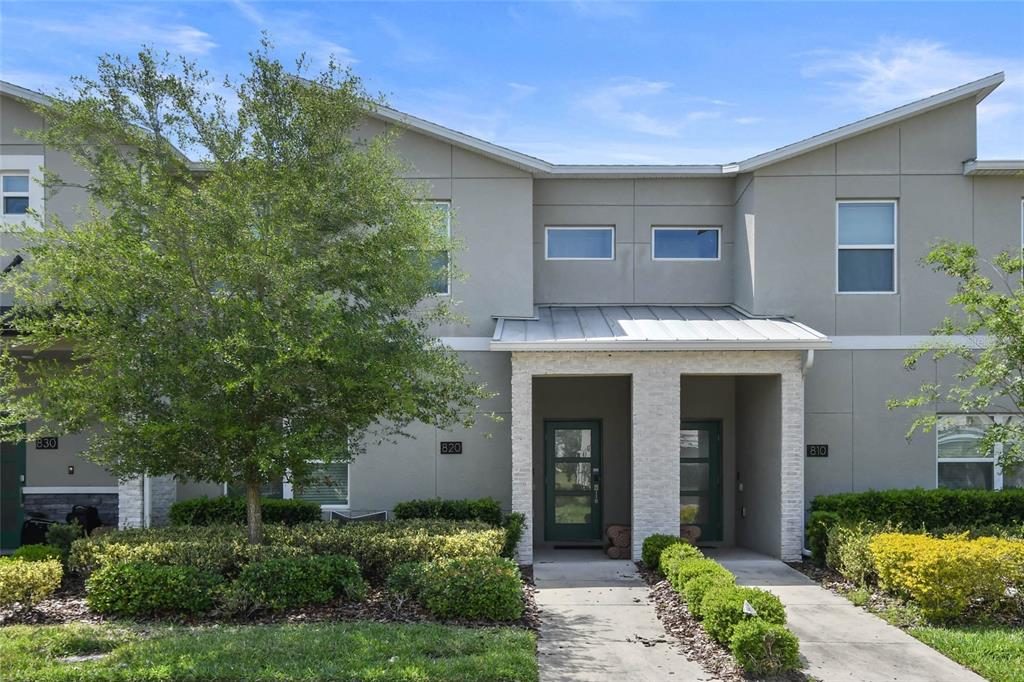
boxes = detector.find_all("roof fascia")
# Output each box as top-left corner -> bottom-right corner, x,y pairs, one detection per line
963,159 -> 1024,175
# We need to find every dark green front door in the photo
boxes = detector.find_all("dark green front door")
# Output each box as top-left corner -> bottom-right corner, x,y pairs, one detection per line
679,420 -> 723,542
545,420 -> 602,542
1,438 -> 26,550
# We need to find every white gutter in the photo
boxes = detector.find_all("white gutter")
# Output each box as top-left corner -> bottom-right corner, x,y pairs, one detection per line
490,339 -> 831,352
143,475 -> 151,528
963,159 -> 1024,175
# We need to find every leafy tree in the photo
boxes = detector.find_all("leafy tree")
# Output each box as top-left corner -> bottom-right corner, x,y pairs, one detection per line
889,240 -> 1023,475
0,42 -> 491,543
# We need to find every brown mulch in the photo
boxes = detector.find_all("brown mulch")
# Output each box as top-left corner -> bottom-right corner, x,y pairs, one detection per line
636,562 -> 810,682
0,568 -> 541,632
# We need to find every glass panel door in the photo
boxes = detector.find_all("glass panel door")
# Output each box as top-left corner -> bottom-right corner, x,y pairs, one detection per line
545,420 -> 602,541
680,421 -> 722,542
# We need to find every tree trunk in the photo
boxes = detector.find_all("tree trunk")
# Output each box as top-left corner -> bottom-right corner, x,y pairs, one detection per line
245,479 -> 264,545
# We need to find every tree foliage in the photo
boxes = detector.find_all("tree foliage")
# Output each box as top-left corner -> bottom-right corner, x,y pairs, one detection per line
889,240 -> 1024,474
0,41 -> 491,542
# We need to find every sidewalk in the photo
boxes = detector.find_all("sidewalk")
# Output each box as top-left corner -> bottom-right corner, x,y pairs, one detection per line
534,549 -> 711,682
710,548 -> 984,682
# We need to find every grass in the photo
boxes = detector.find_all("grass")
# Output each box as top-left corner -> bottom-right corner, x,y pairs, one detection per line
910,625 -> 1024,682
0,621 -> 538,682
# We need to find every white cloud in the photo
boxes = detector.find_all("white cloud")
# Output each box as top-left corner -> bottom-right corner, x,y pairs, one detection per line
507,82 -> 537,100
21,11 -> 217,55
734,116 -> 763,125
578,78 -> 682,137
230,0 -> 265,26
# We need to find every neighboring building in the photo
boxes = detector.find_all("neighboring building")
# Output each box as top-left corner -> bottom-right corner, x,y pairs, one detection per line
1,74 -> 1021,562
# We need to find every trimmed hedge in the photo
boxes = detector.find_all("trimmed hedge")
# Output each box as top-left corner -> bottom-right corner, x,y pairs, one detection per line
169,496 -> 320,526
810,488 -> 1024,530
392,497 -> 504,527
417,556 -> 524,621
641,534 -> 686,570
806,510 -> 840,565
86,562 -> 222,615
667,557 -> 727,594
659,542 -> 703,574
69,520 -> 504,581
701,585 -> 787,644
683,571 -> 735,619
0,558 -> 62,609
825,522 -> 887,586
12,545 -> 62,562
730,619 -> 800,676
228,555 -> 365,612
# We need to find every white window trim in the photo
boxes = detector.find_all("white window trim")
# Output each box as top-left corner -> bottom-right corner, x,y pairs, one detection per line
651,226 -> 722,261
430,200 -> 451,297
935,414 -> 1018,490
836,199 -> 898,295
544,226 -> 615,261
0,155 -> 44,228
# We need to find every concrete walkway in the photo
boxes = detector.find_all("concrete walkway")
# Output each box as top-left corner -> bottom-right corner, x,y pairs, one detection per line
534,549 -> 711,682
709,548 -> 984,682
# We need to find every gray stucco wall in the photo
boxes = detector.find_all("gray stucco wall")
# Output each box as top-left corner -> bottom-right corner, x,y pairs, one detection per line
735,375 -> 782,556
531,375 -> 632,543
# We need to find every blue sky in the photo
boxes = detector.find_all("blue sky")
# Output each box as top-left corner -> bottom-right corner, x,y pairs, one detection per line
2,1 -> 1022,163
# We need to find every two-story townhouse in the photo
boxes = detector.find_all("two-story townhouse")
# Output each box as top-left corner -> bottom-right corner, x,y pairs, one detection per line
1,73 -> 1021,563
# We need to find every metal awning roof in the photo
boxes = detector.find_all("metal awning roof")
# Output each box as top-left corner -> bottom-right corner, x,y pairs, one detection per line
491,305 -> 830,351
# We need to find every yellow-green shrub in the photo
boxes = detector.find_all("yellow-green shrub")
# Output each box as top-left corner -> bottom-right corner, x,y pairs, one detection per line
0,558 -> 63,609
869,532 -> 1024,620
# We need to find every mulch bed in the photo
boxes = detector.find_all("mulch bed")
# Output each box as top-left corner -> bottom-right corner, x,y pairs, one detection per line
637,562 -> 809,682
0,568 -> 541,632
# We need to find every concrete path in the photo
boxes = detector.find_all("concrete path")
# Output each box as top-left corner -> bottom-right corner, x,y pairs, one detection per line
534,549 -> 711,682
709,548 -> 984,682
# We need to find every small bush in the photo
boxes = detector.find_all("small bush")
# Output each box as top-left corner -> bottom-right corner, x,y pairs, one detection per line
418,556 -> 524,621
229,555 -> 365,612
12,545 -> 63,562
642,534 -> 685,570
870,532 -> 1024,621
392,497 -> 503,527
659,542 -> 703,573
806,511 -> 840,565
701,585 -> 787,644
45,522 -> 84,560
86,562 -> 222,615
667,557 -> 728,594
810,488 -> 1024,530
683,571 -> 736,619
169,496 -> 320,526
730,619 -> 800,675
385,561 -> 426,598
826,522 -> 886,586
0,558 -> 62,609
501,512 -> 526,560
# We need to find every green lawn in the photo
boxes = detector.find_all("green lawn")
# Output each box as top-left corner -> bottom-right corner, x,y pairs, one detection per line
0,621 -> 538,682
910,625 -> 1024,682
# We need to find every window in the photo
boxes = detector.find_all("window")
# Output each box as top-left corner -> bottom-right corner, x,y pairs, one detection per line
837,201 -> 897,293
937,415 -> 1022,490
2,174 -> 29,215
545,227 -> 614,260
225,461 -> 349,508
652,227 -> 720,260
428,201 -> 451,295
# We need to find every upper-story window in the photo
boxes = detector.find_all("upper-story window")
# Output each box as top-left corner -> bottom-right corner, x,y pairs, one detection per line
836,200 -> 897,294
545,227 -> 614,260
427,201 -> 451,295
937,414 -> 1023,490
2,174 -> 30,215
652,227 -> 720,261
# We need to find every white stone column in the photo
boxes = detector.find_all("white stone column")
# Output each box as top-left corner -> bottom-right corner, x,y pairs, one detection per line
630,363 -> 681,561
147,475 -> 177,527
118,477 -> 145,529
780,366 -> 805,561
510,353 -> 534,565
117,474 -> 177,528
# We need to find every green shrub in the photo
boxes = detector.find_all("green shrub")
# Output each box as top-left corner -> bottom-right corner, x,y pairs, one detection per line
86,562 -> 222,616
806,511 -> 840,565
667,557 -> 728,594
658,542 -> 703,574
169,496 -> 320,526
641,534 -> 684,570
0,558 -> 62,609
501,512 -> 526,560
12,545 -> 63,562
229,555 -> 365,612
730,619 -> 800,675
683,571 -> 736,619
418,556 -> 524,621
701,585 -> 787,644
45,522 -> 84,561
392,497 -> 503,527
826,522 -> 886,586
385,561 -> 426,598
810,488 -> 1024,530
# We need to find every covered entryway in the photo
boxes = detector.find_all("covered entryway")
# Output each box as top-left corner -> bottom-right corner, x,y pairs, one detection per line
493,305 -> 830,564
